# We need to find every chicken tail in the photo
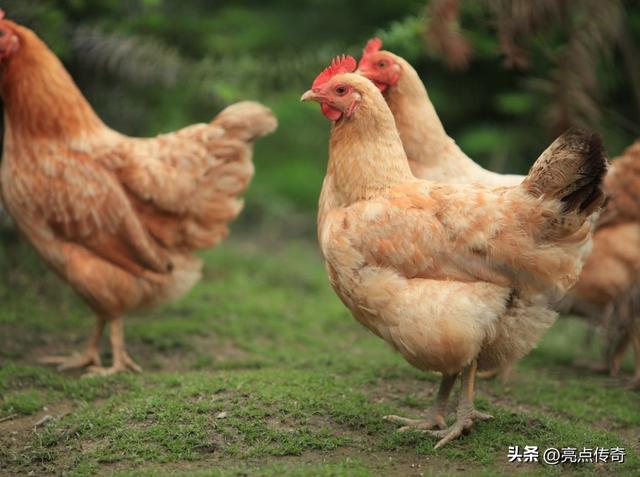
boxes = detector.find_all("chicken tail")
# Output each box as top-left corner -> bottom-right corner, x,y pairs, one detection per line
523,128 -> 608,218
499,129 -> 608,301
210,101 -> 278,143
158,101 -> 276,250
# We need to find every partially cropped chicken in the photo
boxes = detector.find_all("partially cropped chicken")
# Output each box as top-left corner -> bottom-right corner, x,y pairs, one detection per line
564,142 -> 640,386
0,13 -> 277,375
357,37 -> 640,384
302,55 -> 606,447
357,38 -> 523,188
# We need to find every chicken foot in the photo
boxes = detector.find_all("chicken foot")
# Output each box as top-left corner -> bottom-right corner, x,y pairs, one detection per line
427,360 -> 493,449
477,364 -> 514,385
85,316 -> 142,376
384,372 -> 458,431
39,316 -> 105,370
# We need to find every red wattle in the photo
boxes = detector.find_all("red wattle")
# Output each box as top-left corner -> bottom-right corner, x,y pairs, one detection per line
321,103 -> 343,121
373,80 -> 389,93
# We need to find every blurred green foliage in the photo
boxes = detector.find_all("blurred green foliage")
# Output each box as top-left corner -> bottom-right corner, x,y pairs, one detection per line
1,0 -> 639,215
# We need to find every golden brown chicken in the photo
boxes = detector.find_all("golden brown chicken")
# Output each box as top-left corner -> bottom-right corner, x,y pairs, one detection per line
357,38 -> 640,384
357,38 -> 522,188
302,55 -> 606,447
0,13 -> 277,375
564,142 -> 640,386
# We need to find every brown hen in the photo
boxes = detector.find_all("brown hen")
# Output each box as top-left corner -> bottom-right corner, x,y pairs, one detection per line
0,14 -> 277,375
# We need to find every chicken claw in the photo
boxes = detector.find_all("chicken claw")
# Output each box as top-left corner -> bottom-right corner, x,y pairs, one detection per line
384,412 -> 447,431
83,316 -> 142,377
84,351 -> 142,377
470,409 -> 494,421
430,361 -> 492,448
385,373 -> 458,432
39,317 -> 105,371
391,362 -> 491,448
40,351 -> 101,370
427,408 -> 493,449
428,417 -> 472,449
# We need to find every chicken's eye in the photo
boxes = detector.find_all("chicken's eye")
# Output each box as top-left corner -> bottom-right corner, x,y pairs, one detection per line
378,60 -> 387,68
335,86 -> 347,96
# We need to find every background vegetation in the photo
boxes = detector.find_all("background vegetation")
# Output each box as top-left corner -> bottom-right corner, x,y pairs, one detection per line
3,0 -> 639,214
1,1 -> 639,476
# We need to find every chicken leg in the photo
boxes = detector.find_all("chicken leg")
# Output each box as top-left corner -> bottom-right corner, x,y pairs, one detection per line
384,372 -> 458,431
608,331 -> 630,377
85,316 -> 142,376
477,364 -> 514,385
629,331 -> 640,389
39,316 -> 105,370
426,360 -> 493,449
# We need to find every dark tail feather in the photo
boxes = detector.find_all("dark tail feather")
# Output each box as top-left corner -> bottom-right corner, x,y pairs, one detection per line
524,128 -> 608,217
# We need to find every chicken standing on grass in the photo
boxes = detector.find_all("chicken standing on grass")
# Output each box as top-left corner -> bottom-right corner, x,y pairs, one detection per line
302,55 -> 607,448
0,12 -> 277,376
357,37 -> 640,385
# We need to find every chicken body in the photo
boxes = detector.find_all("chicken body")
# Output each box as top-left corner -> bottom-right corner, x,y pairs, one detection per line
358,42 -> 639,384
0,19 -> 277,375
304,69 -> 606,447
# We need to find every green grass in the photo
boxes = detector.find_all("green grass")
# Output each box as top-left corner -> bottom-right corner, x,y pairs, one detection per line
0,236 -> 638,476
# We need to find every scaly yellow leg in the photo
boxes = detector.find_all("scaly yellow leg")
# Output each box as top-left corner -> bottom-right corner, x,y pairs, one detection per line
85,316 -> 142,376
385,372 -> 458,431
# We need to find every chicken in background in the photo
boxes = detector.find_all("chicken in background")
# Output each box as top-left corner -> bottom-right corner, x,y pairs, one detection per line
0,12 -> 277,375
357,38 -> 522,188
565,142 -> 640,387
357,37 -> 640,385
302,55 -> 606,447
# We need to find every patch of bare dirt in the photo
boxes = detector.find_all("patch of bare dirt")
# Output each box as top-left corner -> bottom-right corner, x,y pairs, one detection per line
0,400 -> 73,436
0,399 -> 75,475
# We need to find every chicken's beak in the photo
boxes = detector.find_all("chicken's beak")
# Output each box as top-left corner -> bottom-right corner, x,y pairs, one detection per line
300,90 -> 320,102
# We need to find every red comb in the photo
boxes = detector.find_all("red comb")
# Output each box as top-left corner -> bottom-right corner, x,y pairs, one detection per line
363,38 -> 383,57
312,55 -> 357,89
